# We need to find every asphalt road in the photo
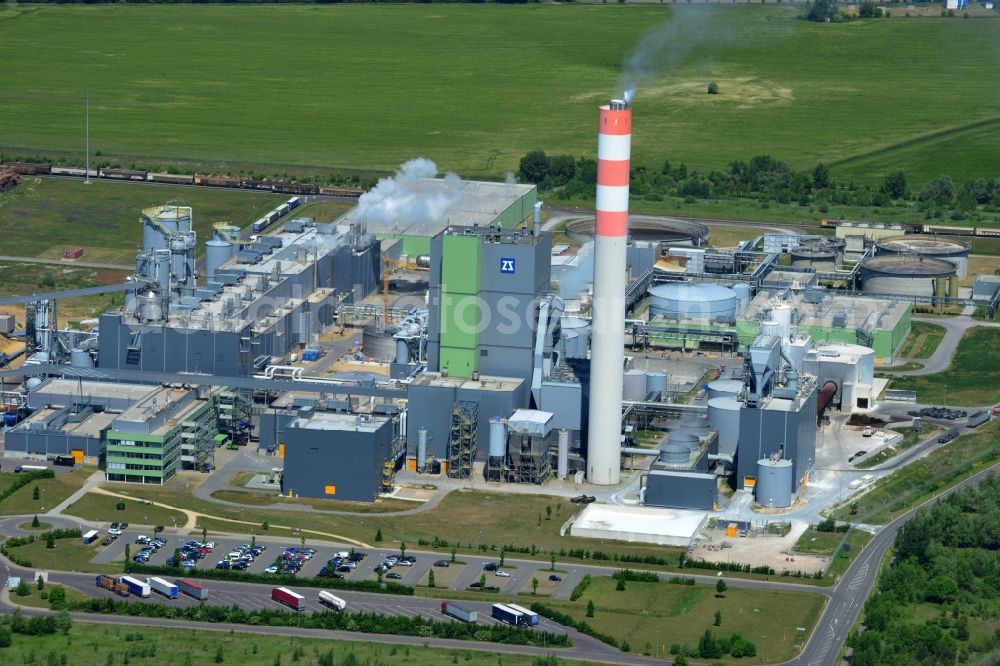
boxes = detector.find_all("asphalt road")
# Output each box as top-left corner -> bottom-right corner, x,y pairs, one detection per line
786,462 -> 1000,666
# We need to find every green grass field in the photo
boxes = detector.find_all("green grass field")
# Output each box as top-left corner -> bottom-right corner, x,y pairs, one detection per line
2,4 -> 999,186
792,528 -> 846,557
5,537 -> 121,575
545,576 -> 825,661
897,321 -> 946,360
890,327 -> 1000,405
0,177 -> 283,265
62,493 -> 185,528
0,623 -> 585,666
0,468 -> 93,517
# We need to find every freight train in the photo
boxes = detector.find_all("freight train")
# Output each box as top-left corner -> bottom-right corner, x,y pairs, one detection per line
820,218 -> 1000,238
0,161 -> 364,198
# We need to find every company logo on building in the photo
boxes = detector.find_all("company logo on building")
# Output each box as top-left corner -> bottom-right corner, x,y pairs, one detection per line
500,257 -> 516,274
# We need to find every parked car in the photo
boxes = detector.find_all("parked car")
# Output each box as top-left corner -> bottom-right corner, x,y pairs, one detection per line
548,575 -> 563,582
120,523 -> 129,529
215,561 -> 230,570
135,535 -> 150,544
434,560 -> 450,567
110,522 -> 120,530
483,562 -> 499,572
264,565 -> 279,574
570,494 -> 596,504
495,571 -> 510,577
386,572 -> 403,580
153,525 -> 164,533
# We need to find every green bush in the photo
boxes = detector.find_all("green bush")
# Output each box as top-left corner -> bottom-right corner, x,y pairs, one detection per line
569,574 -> 592,601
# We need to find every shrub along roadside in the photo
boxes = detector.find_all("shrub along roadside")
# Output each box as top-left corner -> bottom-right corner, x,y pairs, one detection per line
126,562 -> 414,596
530,602 -> 619,650
64,597 -> 571,648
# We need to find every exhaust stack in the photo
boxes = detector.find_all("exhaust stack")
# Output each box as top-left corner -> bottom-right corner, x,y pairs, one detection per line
586,98 -> 631,485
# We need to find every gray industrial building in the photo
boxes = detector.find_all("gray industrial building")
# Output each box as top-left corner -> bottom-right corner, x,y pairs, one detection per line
644,470 -> 718,511
281,410 -> 397,502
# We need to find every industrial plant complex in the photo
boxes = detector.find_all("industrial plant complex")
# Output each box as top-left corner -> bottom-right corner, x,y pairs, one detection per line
1,98 -> 998,548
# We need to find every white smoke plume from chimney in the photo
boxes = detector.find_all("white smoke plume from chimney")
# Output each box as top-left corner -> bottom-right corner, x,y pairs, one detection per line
616,8 -> 723,103
356,158 -> 464,234
556,241 -> 594,299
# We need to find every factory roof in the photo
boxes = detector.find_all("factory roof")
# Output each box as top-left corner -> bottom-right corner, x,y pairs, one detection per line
571,504 -> 707,542
336,179 -> 536,238
32,378 -> 160,403
290,411 -> 387,433
743,292 -> 910,332
115,386 -> 192,427
409,372 -> 523,393
876,236 -> 969,254
19,408 -> 117,438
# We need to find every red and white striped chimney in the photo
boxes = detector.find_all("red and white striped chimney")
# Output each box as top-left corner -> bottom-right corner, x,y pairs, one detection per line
587,99 -> 631,485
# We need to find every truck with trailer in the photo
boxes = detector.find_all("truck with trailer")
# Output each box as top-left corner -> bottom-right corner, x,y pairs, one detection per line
491,603 -> 524,626
119,576 -> 150,598
146,577 -> 178,599
967,410 -> 990,428
82,529 -> 99,545
272,586 -> 305,610
317,590 -> 346,611
95,575 -> 130,597
505,603 -> 539,626
176,578 -> 209,601
15,465 -> 48,473
441,601 -> 478,623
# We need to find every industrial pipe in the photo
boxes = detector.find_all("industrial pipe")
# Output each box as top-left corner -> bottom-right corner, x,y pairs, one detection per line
816,380 -> 838,416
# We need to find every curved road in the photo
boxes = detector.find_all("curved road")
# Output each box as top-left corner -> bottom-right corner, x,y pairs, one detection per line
883,316 -> 1000,377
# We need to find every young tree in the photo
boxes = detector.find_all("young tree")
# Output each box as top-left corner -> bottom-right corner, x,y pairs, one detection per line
545,506 -> 552,520
586,600 -> 595,617
124,544 -> 131,564
707,81 -> 719,95
615,576 -> 626,591
428,570 -> 436,588
251,535 -> 256,548
15,580 -> 30,597
33,486 -> 40,501
45,533 -> 55,549
714,609 -> 722,626
374,528 -> 382,542
479,574 -> 486,588
450,547 -> 456,563
202,526 -> 208,543
531,577 -> 539,595
715,579 -> 727,596
499,550 -> 505,567
550,552 -> 557,571
400,542 -> 406,559
31,515 -> 40,528
48,586 -> 66,609
37,573 -> 45,591
214,646 -> 224,664
813,163 -> 830,189
672,655 -> 688,666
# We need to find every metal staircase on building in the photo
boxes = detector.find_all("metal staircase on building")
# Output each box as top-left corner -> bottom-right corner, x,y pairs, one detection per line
447,401 -> 478,480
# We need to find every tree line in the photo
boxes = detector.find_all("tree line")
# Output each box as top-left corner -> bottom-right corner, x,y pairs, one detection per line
519,148 -> 1000,223
848,473 -> 1000,665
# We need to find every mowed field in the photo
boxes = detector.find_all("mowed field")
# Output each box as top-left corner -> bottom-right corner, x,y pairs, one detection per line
1,4 -> 999,184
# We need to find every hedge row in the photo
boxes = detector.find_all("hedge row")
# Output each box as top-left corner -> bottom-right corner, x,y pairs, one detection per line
66,597 -> 570,648
0,469 -> 54,504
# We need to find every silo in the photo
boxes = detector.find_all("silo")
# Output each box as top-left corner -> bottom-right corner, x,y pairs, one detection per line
205,240 -> 233,280
417,427 -> 428,473
623,370 -> 647,401
559,316 -> 590,359
761,320 -> 782,338
557,429 -> 569,480
707,379 -> 743,400
732,283 -> 751,315
362,325 -> 399,362
70,348 -> 93,368
755,458 -> 793,508
659,443 -> 690,466
772,305 -> 793,342
646,371 -> 667,397
875,236 -> 969,278
707,396 -> 741,456
790,247 -> 837,271
142,205 -> 191,251
648,283 -> 738,321
861,256 -> 956,297
488,417 -> 507,458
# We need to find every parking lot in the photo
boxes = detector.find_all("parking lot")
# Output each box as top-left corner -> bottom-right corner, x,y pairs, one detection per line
92,530 -> 554,598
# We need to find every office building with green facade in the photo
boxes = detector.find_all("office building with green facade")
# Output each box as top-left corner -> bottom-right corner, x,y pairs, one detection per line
105,386 -> 216,484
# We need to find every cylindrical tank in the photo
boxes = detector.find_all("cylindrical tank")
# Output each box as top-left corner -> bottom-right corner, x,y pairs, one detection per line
70,348 -> 93,368
557,429 -> 569,480
667,430 -> 700,452
875,235 -> 969,278
861,256 -> 956,297
213,224 -> 241,244
646,371 -> 667,396
559,317 -> 590,359
761,320 -> 781,338
142,205 -> 191,251
488,417 -> 507,458
771,305 -> 793,342
755,458 -> 793,508
648,283 -> 738,321
25,377 -> 43,391
417,427 -> 428,473
416,255 -> 431,269
395,339 -> 409,364
205,240 -> 232,280
707,379 -> 743,400
732,283 -> 751,315
707,396 -> 741,456
362,325 -> 399,362
137,289 -> 163,324
153,249 -> 171,295
790,247 -> 837,271
623,369 -> 647,401
658,443 -> 689,466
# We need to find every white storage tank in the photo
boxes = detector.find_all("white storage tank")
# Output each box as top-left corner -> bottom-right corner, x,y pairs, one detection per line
707,396 -> 741,456
861,256 -> 956,297
648,283 -> 738,321
559,317 -> 590,359
706,379 -> 743,400
488,417 -> 507,458
623,369 -> 647,401
70,348 -> 93,368
205,240 -> 233,280
755,458 -> 793,508
732,283 -> 751,315
646,371 -> 668,397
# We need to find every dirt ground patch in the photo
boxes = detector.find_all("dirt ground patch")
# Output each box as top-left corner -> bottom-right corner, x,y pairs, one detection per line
691,521 -> 829,575
573,77 -> 795,110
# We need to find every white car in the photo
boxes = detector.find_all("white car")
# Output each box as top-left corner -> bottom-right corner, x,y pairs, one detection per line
107,528 -> 122,537
203,541 -> 216,549
264,564 -> 279,574
495,571 -> 510,577
397,560 -> 413,567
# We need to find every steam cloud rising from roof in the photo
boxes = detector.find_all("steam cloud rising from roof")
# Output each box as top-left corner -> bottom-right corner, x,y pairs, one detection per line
356,158 -> 464,234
